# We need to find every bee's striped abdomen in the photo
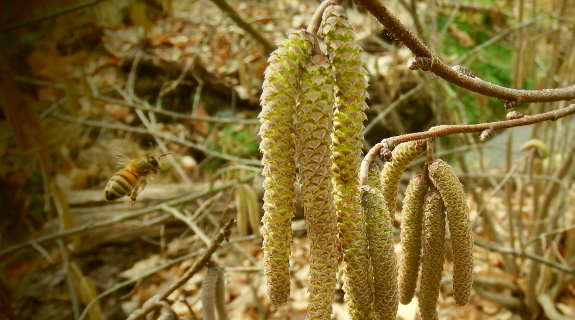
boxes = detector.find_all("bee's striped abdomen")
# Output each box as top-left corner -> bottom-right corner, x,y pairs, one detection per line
105,170 -> 139,201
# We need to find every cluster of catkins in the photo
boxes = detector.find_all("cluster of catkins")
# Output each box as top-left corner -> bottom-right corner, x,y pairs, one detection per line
384,142 -> 474,320
258,4 -> 473,320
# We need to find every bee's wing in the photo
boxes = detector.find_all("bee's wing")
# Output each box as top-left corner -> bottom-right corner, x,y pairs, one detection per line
109,139 -> 133,166
114,153 -> 131,165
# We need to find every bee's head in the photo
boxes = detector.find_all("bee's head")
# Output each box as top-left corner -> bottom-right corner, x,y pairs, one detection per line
148,157 -> 159,167
148,153 -> 170,168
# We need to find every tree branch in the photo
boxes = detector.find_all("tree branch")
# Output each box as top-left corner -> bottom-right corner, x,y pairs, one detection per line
359,104 -> 575,185
126,219 -> 235,320
209,0 -> 274,54
382,104 -> 575,148
352,0 -> 575,104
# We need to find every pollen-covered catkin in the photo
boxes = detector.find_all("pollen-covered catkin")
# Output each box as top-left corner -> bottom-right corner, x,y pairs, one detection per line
258,30 -> 314,305
381,140 -> 426,213
398,175 -> 428,305
321,4 -> 372,318
361,182 -> 399,320
296,52 -> 340,320
428,159 -> 474,306
418,190 -> 446,320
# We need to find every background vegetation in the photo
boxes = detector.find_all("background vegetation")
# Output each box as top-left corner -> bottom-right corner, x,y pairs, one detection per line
0,0 -> 574,319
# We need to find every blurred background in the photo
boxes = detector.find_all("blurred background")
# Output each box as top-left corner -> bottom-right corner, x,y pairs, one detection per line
0,0 -> 574,319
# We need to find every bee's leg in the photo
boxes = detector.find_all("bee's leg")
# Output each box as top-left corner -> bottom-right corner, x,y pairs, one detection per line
129,180 -> 147,206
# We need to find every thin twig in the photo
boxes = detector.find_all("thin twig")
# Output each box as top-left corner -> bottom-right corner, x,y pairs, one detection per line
161,205 -> 212,246
359,143 -> 383,186
360,104 -> 575,179
363,18 -> 541,137
352,0 -> 575,103
474,287 -> 523,309
473,275 -> 519,292
78,250 -> 206,320
306,0 -> 340,35
208,0 -> 274,54
382,104 -> 575,149
454,18 -> 540,65
537,293 -> 573,320
422,138 -> 434,185
118,58 -> 195,185
158,18 -> 220,99
0,174 -> 255,256
14,76 -> 259,125
96,93 -> 260,124
524,224 -> 575,249
126,219 -> 235,320
474,239 -> 575,275
363,81 -> 428,135
179,295 -> 199,320
0,0 -> 104,31
49,112 -> 260,166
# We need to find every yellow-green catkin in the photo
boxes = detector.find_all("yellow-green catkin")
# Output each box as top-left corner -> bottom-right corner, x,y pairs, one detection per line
428,159 -> 473,306
296,52 -> 340,320
258,30 -> 313,306
321,4 -> 372,318
362,162 -> 399,320
418,190 -> 446,320
380,140 -> 426,213
398,175 -> 428,305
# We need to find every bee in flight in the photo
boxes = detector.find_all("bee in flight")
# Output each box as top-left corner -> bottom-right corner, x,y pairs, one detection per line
105,153 -> 170,205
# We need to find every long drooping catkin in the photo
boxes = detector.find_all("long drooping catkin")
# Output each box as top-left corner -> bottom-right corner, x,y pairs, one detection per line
398,175 -> 428,305
296,52 -> 340,320
418,190 -> 446,320
361,185 -> 399,320
380,140 -> 426,213
428,159 -> 474,306
322,5 -> 372,318
258,30 -> 313,305
201,265 -> 229,320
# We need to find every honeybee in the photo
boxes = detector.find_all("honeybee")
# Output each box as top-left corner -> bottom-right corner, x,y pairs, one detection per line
105,153 -> 170,205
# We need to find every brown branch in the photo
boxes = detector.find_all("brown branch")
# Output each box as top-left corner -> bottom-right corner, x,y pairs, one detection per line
359,142 -> 384,186
359,104 -> 575,184
474,287 -> 523,310
537,293 -> 574,320
0,0 -> 104,31
126,219 -> 235,320
209,0 -> 274,54
382,104 -> 575,149
306,0 -> 341,35
423,138 -> 434,184
352,0 -> 575,104
475,239 -> 575,275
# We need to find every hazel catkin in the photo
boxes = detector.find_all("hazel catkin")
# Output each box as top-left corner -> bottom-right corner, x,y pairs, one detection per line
380,140 -> 426,213
418,190 -> 446,320
258,30 -> 314,305
428,159 -> 474,306
296,52 -> 340,320
322,4 -> 372,318
361,185 -> 399,320
398,175 -> 428,305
